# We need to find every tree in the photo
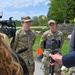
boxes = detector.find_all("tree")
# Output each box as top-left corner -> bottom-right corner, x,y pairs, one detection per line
38,15 -> 48,26
47,0 -> 75,23
47,0 -> 64,23
31,16 -> 39,26
14,20 -> 21,26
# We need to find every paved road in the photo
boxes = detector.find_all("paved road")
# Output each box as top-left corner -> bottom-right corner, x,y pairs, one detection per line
34,60 -> 55,75
34,60 -> 44,75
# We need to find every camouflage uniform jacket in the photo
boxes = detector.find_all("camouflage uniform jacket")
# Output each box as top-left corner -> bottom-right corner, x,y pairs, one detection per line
40,30 -> 64,57
13,28 -> 36,64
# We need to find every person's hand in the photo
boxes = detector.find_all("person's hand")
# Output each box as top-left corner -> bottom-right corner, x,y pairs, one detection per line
49,53 -> 63,66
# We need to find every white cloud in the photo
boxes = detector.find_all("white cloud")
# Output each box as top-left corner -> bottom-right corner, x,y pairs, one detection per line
1,11 -> 26,20
27,10 -> 47,18
1,10 -> 47,20
0,0 -> 49,9
0,0 -> 49,20
43,1 -> 50,5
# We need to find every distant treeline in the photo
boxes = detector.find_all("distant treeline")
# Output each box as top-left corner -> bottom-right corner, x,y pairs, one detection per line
14,0 -> 75,26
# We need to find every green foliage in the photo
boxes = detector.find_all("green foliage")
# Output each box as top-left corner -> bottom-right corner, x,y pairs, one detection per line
14,20 -> 21,26
41,27 -> 49,33
47,0 -> 75,23
31,16 -> 39,26
38,15 -> 48,26
16,27 -> 21,31
11,0 -> 75,26
63,32 -> 67,36
31,15 -> 48,26
69,19 -> 74,23
14,15 -> 48,26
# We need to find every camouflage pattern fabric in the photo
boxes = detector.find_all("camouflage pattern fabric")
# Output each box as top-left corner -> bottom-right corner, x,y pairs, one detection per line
40,30 -> 64,75
13,29 -> 36,75
61,66 -> 72,75
27,62 -> 35,75
61,66 -> 75,75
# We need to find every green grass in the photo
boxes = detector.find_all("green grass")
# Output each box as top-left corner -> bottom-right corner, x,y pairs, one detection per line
61,40 -> 70,55
33,34 -> 41,51
33,34 -> 70,55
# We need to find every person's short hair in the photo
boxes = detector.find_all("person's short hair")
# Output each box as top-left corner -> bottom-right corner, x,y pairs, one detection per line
48,19 -> 56,25
21,16 -> 32,22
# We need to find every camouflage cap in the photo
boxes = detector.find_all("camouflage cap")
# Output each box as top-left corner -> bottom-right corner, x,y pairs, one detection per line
21,16 -> 32,22
48,19 -> 56,25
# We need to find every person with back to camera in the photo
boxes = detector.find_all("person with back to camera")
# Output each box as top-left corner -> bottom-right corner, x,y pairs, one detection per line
13,16 -> 36,75
60,34 -> 72,75
40,19 -> 64,75
0,33 -> 24,75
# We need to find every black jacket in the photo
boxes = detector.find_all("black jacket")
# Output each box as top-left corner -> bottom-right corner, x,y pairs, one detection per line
69,26 -> 75,52
62,51 -> 75,68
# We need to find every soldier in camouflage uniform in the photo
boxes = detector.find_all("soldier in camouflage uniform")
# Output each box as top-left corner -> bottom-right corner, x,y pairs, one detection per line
40,20 -> 64,75
13,16 -> 36,75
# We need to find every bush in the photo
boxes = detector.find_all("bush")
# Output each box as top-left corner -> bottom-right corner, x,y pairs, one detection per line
63,32 -> 67,36
69,20 -> 74,23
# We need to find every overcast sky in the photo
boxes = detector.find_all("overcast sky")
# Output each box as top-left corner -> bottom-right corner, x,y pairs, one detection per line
0,0 -> 49,20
